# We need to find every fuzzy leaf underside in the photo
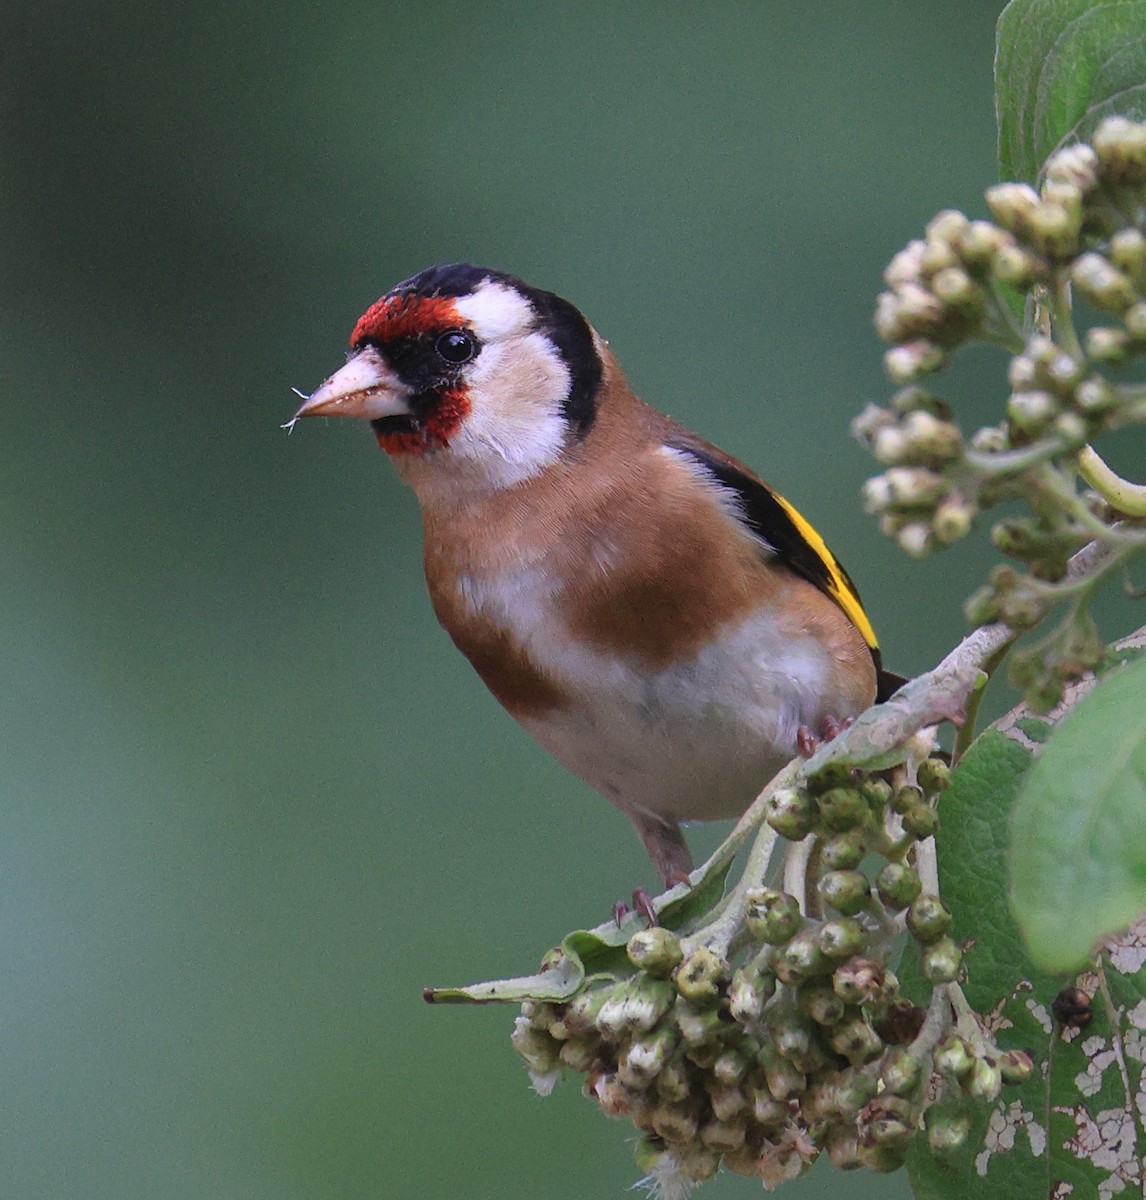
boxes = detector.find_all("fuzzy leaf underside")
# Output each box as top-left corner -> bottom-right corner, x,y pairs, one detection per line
996,0 -> 1146,182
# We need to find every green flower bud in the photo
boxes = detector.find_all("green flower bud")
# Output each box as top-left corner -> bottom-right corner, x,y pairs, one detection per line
906,893 -> 953,943
833,957 -> 890,1005
969,423 -> 1009,453
757,1043 -> 806,1101
932,265 -> 985,314
679,1149 -> 721,1183
902,410 -> 964,460
964,583 -> 1000,626
558,1036 -> 598,1072
764,786 -> 817,840
884,240 -> 927,287
885,340 -> 944,385
926,1103 -> 972,1157
932,496 -> 975,545
903,804 -> 940,839
874,290 -> 906,341
883,466 -> 946,506
798,984 -> 846,1026
619,1026 -> 678,1089
1025,199 -> 1079,258
921,935 -> 962,983
817,916 -> 867,959
699,1115 -> 748,1153
834,1061 -> 882,1114
673,947 -> 729,1005
1000,1048 -> 1034,1085
926,208 -> 971,246
992,242 -> 1044,287
861,1095 -> 917,1148
627,926 -> 684,977
816,786 -> 870,832
1044,142 -> 1098,191
828,1011 -> 883,1064
821,830 -> 868,870
1124,300 -> 1146,340
747,1078 -> 788,1128
1072,252 -> 1138,313
561,987 -> 611,1037
917,756 -> 951,795
818,870 -> 871,916
891,784 -> 923,814
1007,389 -> 1059,435
985,182 -> 1040,234
511,1015 -> 562,1074
1110,228 -> 1146,289
967,1056 -> 1003,1104
880,1046 -> 923,1095
876,862 -> 923,910
650,1099 -> 700,1145
1085,325 -> 1130,363
773,936 -> 830,989
860,776 -> 893,809
769,1003 -> 816,1062
852,401 -> 897,442
806,760 -> 855,793
1053,411 -> 1088,447
856,1141 -> 908,1173
1093,115 -> 1146,183
825,1128 -> 863,1171
673,999 -> 725,1048
920,237 -> 961,277
896,521 -> 934,558
728,964 -> 774,1023
955,219 -> 1011,266
655,1052 -> 693,1103
745,889 -> 803,945
1046,350 -> 1084,392
597,975 -> 675,1037
707,1081 -> 748,1122
1008,354 -> 1038,389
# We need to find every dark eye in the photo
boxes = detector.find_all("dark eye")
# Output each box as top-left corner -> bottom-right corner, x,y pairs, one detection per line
435,330 -> 476,364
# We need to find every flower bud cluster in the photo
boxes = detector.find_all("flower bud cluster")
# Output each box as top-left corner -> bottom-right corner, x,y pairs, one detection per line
510,755 -> 1024,1189
860,117 -> 1146,710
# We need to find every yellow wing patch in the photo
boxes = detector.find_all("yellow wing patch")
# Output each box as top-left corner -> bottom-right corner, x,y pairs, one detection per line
773,493 -> 880,652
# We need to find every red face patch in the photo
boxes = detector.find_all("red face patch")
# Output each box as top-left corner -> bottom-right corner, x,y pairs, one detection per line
373,386 -> 471,456
352,292 -> 472,456
351,293 -> 461,347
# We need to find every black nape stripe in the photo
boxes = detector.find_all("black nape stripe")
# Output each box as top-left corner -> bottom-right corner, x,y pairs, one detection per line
518,284 -> 602,438
389,263 -> 604,439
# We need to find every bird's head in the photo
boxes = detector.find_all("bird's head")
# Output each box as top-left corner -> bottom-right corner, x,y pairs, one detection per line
292,264 -> 605,493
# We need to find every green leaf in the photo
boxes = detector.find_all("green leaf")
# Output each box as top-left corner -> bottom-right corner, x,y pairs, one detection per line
904,717 -> 1146,1198
996,0 -> 1146,182
1011,654 -> 1146,972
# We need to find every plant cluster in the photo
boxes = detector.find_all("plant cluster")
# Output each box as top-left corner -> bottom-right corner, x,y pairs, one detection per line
510,755 -> 1030,1194
856,116 -> 1146,709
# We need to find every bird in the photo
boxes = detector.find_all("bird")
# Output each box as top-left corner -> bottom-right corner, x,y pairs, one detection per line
290,263 -> 902,890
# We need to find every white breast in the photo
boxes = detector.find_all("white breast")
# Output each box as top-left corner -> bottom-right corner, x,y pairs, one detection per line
457,563 -> 839,827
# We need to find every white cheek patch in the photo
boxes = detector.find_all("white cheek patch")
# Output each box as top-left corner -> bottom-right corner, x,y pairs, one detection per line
454,280 -> 536,342
451,330 -> 571,486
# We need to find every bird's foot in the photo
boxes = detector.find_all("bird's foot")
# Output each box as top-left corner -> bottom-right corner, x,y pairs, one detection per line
796,715 -> 855,757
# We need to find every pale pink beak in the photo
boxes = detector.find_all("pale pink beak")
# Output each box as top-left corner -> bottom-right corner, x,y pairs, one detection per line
290,346 -> 412,422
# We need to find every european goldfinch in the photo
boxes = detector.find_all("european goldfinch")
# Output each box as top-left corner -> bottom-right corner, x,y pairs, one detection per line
292,265 -> 901,886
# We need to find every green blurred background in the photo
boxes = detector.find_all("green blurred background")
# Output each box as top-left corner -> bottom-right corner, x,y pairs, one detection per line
2,3 -> 1022,1197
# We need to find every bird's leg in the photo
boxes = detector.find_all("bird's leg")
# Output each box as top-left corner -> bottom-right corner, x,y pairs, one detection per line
629,811 -> 693,890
